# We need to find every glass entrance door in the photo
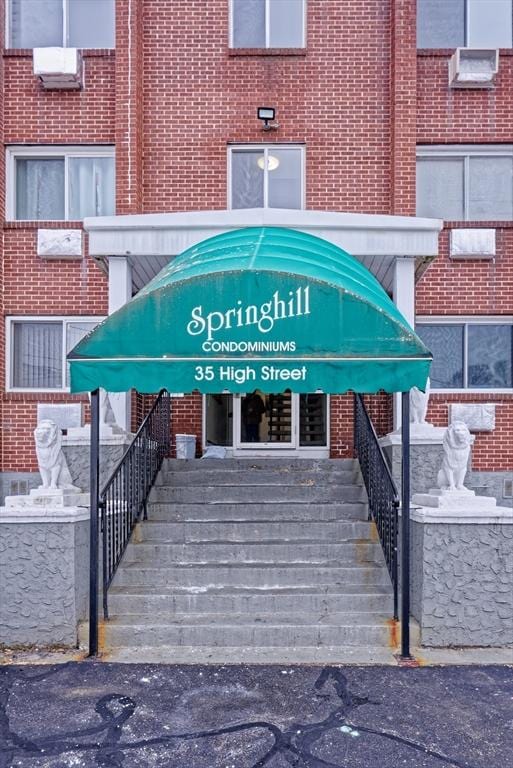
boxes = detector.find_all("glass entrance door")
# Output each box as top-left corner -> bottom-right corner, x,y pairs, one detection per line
236,390 -> 294,449
205,392 -> 328,452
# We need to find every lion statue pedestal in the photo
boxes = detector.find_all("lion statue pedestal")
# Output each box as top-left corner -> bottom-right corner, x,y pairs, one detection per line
1,419 -> 88,512
412,421 -> 498,513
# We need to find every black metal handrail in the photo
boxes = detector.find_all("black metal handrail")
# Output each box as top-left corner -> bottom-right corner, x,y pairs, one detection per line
354,393 -> 399,619
99,389 -> 171,618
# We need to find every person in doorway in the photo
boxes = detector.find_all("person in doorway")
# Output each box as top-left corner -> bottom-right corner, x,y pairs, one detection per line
242,391 -> 266,442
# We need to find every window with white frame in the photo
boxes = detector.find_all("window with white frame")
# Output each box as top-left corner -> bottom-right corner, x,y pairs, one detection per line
7,147 -> 115,221
8,317 -> 104,390
416,146 -> 513,221
416,319 -> 513,389
417,0 -> 513,48
229,146 -> 304,209
230,0 -> 305,48
8,0 -> 115,49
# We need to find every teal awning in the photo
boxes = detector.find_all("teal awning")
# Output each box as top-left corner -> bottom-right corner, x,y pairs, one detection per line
69,227 -> 431,394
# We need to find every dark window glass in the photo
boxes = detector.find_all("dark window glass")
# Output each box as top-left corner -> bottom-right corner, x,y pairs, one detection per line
10,0 -> 115,48
232,0 -> 265,47
417,0 -> 464,48
12,322 -> 63,388
468,157 -> 513,221
231,150 -> 264,208
468,0 -> 513,48
16,158 -> 65,220
10,0 -> 62,48
468,325 -> 512,388
416,158 -> 464,220
416,325 -> 464,388
68,0 -> 115,48
417,0 -> 513,48
267,148 -> 302,209
269,0 -> 303,47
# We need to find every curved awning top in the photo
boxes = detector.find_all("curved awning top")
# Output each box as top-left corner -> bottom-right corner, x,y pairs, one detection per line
69,227 -> 431,394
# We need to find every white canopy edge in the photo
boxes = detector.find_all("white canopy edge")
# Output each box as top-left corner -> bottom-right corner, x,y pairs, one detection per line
84,208 -> 443,294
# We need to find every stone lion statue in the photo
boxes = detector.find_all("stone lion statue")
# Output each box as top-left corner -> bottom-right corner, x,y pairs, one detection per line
437,420 -> 472,492
410,377 -> 430,424
34,419 -> 75,490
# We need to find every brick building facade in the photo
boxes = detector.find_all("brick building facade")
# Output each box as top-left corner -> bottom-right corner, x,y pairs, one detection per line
1,0 -> 512,503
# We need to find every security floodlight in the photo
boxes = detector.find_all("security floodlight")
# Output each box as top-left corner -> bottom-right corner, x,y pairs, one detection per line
257,106 -> 278,131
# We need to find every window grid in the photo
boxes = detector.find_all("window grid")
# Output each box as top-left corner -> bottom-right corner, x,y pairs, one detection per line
7,0 -> 115,48
6,146 -> 115,221
417,145 -> 513,221
7,316 -> 104,392
229,0 -> 306,48
417,0 -> 513,49
416,318 -> 513,391
228,145 -> 305,210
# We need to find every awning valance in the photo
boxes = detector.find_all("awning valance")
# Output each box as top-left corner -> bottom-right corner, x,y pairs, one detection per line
68,227 -> 431,394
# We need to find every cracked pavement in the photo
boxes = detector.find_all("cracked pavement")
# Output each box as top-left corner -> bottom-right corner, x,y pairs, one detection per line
0,662 -> 512,767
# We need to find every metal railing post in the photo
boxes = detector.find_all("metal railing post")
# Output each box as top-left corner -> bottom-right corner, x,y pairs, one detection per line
88,388 -> 100,657
401,390 -> 411,659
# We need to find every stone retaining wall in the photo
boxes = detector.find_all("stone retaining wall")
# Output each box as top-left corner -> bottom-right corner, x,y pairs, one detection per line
410,515 -> 513,647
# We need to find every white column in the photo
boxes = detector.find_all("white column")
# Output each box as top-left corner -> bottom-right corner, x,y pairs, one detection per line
393,257 -> 416,431
107,257 -> 132,431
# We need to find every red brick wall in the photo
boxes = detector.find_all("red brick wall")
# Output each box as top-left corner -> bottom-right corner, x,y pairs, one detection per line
0,39 -> 113,471
417,52 -> 513,144
415,45 -> 513,473
3,51 -> 115,143
416,229 -> 513,315
141,0 -> 392,214
170,394 -> 203,458
329,395 -> 354,459
0,0 -> 511,475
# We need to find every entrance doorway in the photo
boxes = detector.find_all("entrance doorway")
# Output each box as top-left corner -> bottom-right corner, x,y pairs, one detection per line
204,392 -> 328,455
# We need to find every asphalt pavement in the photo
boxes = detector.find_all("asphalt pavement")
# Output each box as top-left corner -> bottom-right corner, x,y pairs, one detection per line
1,662 -> 512,767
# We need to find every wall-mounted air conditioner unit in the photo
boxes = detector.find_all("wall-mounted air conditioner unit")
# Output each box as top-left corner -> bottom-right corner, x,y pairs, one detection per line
448,48 -> 499,89
33,47 -> 83,90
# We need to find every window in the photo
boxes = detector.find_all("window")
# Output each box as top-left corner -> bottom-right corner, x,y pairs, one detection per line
8,317 -> 104,390
417,0 -> 513,48
416,146 -> 513,221
8,0 -> 115,48
416,320 -> 513,390
7,147 -> 115,221
229,146 -> 304,209
230,0 -> 305,48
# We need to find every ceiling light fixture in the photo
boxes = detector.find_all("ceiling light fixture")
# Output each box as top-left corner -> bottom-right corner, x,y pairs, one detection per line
257,154 -> 280,171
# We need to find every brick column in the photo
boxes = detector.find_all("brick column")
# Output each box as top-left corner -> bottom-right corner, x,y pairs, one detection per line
0,0 -> 6,482
115,0 -> 144,214
390,0 -> 417,215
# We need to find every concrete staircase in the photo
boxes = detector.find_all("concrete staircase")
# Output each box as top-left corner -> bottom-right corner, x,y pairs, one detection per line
101,458 -> 396,661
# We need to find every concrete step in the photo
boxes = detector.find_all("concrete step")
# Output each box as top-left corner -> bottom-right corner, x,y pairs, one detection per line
99,645 -> 398,665
156,468 -> 361,486
112,563 -> 390,588
149,484 -> 366,504
108,584 -> 394,615
102,456 -> 395,655
163,458 -> 357,472
97,612 -> 394,648
136,519 -> 375,542
122,540 -> 382,565
147,501 -> 369,522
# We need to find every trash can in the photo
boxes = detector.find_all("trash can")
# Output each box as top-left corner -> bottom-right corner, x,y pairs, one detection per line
175,434 -> 196,459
